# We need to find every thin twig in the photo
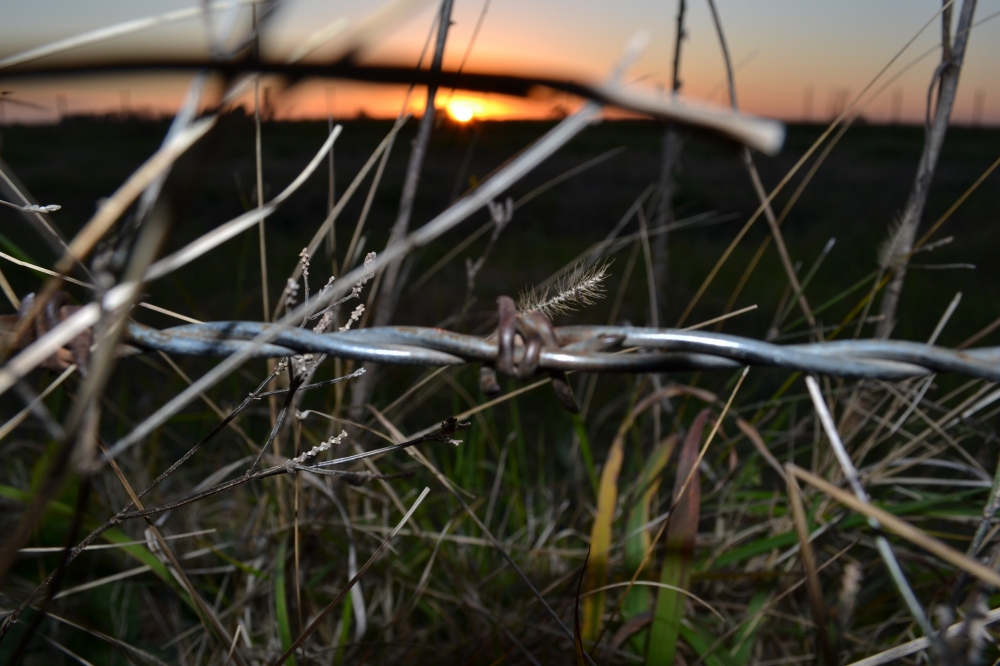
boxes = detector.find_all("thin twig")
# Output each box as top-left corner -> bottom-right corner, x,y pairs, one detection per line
877,0 -> 979,336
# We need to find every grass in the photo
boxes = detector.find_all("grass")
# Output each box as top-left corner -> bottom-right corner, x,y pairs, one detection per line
2,16 -> 1000,666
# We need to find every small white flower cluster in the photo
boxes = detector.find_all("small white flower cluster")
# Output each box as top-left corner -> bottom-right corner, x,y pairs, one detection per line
317,275 -> 336,299
0,200 -> 61,214
25,204 -> 61,213
291,429 -> 348,464
305,276 -> 338,328
347,252 -> 376,300
312,309 -> 335,334
284,277 -> 300,309
487,197 -> 513,235
292,353 -> 314,378
340,304 -> 364,331
298,247 -> 311,290
271,356 -> 298,379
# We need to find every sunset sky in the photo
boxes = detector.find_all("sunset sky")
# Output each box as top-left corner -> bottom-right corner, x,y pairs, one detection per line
1,0 -> 998,125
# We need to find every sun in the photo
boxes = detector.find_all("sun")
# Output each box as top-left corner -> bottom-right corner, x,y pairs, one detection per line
447,100 -> 476,123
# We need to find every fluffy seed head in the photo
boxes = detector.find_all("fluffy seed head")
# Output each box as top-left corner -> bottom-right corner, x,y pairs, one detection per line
517,261 -> 610,318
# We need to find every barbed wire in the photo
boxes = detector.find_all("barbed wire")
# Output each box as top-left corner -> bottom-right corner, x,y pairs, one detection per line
9,292 -> 998,394
123,319 -> 1000,383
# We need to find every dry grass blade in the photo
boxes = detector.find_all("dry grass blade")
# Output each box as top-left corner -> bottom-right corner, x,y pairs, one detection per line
253,23 -> 269,325
0,252 -> 94,289
675,0 -> 956,327
805,375 -> 934,636
0,117 -> 215,376
102,448 -> 249,666
225,624 -> 244,666
0,250 -> 201,325
0,364 -> 75,441
705,0 -> 816,332
789,465 -> 1000,590
786,469 -> 836,666
272,487 -> 430,666
286,18 -> 349,64
145,125 -> 342,282
0,265 -> 17,309
340,120 -> 400,276
46,611 -> 172,666
0,302 -> 102,397
684,303 -> 757,331
584,582 -> 725,623
915,151 -> 1000,252
846,606 -> 1000,666
283,114 -> 409,298
38,632 -> 97,665
18,529 -> 215,555
591,85 -> 783,154
0,2 -> 248,71
62,117 -> 216,274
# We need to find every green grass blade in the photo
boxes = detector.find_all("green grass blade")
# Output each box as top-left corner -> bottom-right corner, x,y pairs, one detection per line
679,620 -> 734,666
715,487 -> 986,567
572,414 -> 599,497
730,589 -> 768,665
0,228 -> 34,263
332,588 -> 353,666
622,435 -> 677,620
782,270 -> 877,332
622,434 -> 677,652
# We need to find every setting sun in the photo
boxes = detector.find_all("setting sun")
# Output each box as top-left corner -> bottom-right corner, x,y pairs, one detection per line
447,100 -> 476,123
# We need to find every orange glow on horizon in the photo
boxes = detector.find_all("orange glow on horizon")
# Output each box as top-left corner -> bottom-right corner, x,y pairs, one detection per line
441,95 -> 519,121
448,100 -> 476,122
240,83 -> 551,121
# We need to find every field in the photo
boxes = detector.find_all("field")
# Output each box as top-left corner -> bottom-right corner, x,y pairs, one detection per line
2,111 -> 1000,665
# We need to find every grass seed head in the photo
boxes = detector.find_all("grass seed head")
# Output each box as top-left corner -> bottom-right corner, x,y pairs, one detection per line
292,429 -> 348,464
878,213 -> 908,269
517,261 -> 610,317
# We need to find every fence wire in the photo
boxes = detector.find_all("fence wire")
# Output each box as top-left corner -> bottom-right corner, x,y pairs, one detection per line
124,320 -> 1000,384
